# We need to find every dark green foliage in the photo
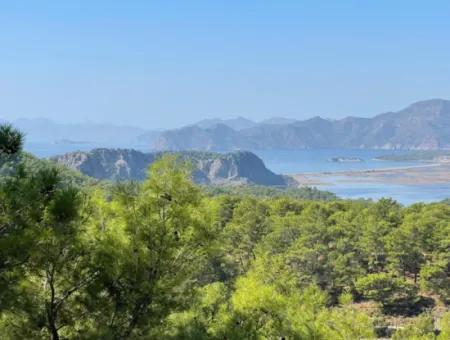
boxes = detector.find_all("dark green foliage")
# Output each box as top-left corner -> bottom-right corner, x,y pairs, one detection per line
0,124 -> 24,156
49,186 -> 81,222
420,260 -> 450,302
355,273 -> 418,306
0,126 -> 450,338
205,184 -> 337,201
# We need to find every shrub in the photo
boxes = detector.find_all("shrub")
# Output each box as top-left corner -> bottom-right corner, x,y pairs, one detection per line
355,273 -> 418,306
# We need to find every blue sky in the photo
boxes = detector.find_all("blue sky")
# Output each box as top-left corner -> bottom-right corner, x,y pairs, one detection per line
1,1 -> 449,128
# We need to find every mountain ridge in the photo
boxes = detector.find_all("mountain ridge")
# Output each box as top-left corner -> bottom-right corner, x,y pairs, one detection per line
5,98 -> 450,150
154,99 -> 450,151
52,148 -> 287,186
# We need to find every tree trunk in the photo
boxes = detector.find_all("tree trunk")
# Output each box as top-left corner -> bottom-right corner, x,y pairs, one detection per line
46,305 -> 60,340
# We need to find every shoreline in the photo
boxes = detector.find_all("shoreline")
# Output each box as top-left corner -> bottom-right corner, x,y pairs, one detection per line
287,162 -> 441,176
290,162 -> 450,186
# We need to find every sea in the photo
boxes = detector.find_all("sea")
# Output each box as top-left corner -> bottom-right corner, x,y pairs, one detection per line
253,149 -> 450,205
25,142 -> 450,205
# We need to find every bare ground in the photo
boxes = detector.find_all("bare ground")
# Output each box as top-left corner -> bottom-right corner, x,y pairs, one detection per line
290,162 -> 450,186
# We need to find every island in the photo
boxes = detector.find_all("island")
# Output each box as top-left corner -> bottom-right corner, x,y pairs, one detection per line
328,157 -> 364,163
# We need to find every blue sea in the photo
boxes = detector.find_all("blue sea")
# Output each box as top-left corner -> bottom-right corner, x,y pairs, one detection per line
252,149 -> 420,173
25,143 -> 450,205
252,149 -> 450,205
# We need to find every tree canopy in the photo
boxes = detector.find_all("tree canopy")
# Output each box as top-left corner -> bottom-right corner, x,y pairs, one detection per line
0,124 -> 449,339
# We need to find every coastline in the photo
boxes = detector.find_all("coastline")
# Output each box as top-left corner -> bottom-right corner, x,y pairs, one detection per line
290,162 -> 450,186
290,162 -> 441,176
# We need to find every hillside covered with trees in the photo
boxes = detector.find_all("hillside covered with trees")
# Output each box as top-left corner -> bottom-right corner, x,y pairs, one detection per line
1,124 -> 450,339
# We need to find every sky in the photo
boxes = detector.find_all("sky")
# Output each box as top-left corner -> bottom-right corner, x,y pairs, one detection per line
1,0 -> 450,129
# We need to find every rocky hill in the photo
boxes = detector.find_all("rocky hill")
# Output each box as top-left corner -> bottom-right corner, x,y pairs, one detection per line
153,99 -> 450,151
52,149 -> 287,186
193,117 -> 257,131
154,124 -> 254,151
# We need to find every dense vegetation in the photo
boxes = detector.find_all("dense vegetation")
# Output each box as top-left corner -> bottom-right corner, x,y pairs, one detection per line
205,184 -> 337,201
0,124 -> 449,339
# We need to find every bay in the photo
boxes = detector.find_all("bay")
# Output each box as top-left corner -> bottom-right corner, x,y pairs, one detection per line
24,143 -> 450,204
253,149 -> 450,204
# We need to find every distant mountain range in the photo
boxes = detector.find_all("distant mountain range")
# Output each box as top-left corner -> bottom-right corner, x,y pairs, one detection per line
1,115 -> 298,147
4,118 -> 150,146
4,98 -> 450,150
193,117 -> 257,130
53,149 -> 287,186
155,99 -> 450,151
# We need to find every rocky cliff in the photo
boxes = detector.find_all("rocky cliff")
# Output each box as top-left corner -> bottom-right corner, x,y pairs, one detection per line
52,149 -> 287,186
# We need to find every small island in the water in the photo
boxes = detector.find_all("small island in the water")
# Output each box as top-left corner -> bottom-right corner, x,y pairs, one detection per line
54,139 -> 91,145
328,157 -> 364,163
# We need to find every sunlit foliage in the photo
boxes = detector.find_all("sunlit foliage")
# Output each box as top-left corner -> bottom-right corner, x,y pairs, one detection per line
0,124 -> 449,339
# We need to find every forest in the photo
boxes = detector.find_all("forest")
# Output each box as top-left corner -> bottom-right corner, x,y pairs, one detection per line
0,124 -> 449,339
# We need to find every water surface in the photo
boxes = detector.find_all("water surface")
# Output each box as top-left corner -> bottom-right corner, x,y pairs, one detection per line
252,149 -> 419,173
253,149 -> 449,205
24,144 -> 450,205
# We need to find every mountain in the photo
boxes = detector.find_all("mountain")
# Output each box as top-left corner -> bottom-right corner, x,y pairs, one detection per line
135,130 -> 162,147
154,124 -> 254,151
7,98 -> 450,151
52,148 -> 287,186
154,99 -> 450,151
260,117 -> 298,125
7,118 -> 159,146
356,99 -> 450,149
194,117 -> 257,130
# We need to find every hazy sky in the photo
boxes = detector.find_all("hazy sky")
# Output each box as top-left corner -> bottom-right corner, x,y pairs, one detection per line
1,1 -> 450,128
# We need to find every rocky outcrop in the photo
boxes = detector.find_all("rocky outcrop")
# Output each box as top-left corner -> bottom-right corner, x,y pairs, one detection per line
190,151 -> 286,186
52,149 -> 286,186
53,148 -> 155,180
